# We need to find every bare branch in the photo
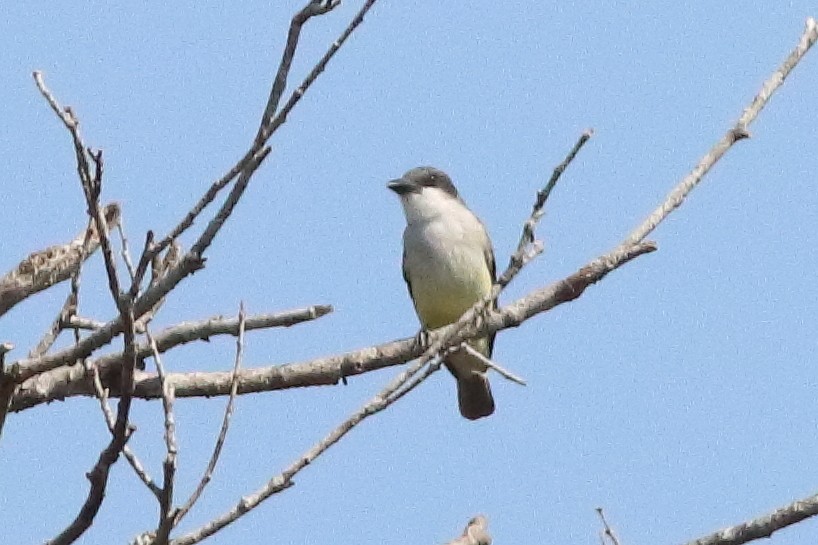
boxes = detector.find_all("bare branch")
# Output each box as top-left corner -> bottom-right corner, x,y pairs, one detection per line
132,147 -> 267,288
460,343 -> 526,386
173,305 -> 246,527
625,17 -> 818,247
150,329 -> 178,545
33,74 -> 123,309
11,241 -> 652,411
596,508 -> 622,545
64,316 -> 107,331
29,198 -> 116,360
136,0 -> 358,293
261,0 -> 380,141
0,78 -> 122,437
6,0 -> 374,391
117,221 -> 138,282
33,74 -> 139,544
255,0 -> 342,144
500,129 -> 593,288
11,305 -> 332,411
444,516 -> 492,545
45,300 -> 138,545
0,202 -> 120,318
88,363 -> 161,497
682,491 -> 818,545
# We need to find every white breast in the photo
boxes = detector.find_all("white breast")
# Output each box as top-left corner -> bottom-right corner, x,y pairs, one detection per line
401,189 -> 493,328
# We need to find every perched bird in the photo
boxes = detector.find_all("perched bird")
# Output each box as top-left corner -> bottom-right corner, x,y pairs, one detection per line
388,166 -> 497,420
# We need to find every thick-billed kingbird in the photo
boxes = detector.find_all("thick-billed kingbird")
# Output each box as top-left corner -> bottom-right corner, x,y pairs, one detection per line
388,166 -> 497,420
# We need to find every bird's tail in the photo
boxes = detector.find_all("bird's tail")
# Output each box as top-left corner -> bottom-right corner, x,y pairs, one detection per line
456,372 -> 495,420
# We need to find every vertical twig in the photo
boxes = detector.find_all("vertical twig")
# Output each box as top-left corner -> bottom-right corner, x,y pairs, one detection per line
173,304 -> 246,527
150,329 -> 178,545
33,72 -> 139,545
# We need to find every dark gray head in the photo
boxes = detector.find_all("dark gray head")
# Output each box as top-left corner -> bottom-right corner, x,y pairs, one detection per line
387,166 -> 458,198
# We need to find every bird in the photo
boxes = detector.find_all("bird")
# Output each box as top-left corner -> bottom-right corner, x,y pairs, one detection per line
388,166 -> 497,420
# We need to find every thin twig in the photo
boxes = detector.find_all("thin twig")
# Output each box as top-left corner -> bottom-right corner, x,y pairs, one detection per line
500,129 -> 593,288
137,0 -> 351,291
12,306 -> 333,412
460,343 -> 526,386
624,17 -> 818,247
174,304 -> 246,526
88,362 -> 161,497
9,0 -> 363,386
150,329 -> 178,545
117,221 -> 137,282
132,147 -> 267,289
261,0 -> 379,141
45,301 -> 138,545
596,508 -> 622,545
255,0 -> 342,144
34,76 -> 139,545
30,74 -> 123,307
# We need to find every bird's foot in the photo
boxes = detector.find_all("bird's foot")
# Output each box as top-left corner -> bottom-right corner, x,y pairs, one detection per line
414,328 -> 431,350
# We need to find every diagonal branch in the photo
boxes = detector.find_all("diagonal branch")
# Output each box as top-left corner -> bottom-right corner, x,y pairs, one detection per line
0,202 -> 121,318
682,491 -> 818,545
44,300 -> 138,545
173,305 -> 247,528
134,0 -> 354,290
27,214 -> 98,360
88,361 -> 161,498
624,16 -> 818,247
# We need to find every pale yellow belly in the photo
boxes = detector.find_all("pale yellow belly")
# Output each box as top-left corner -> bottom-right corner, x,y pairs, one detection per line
412,277 -> 489,329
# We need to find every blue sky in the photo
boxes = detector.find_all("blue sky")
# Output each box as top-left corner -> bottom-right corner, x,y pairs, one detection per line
1,2 -> 817,544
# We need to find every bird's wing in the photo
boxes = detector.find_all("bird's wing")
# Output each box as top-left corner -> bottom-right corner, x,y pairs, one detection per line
401,245 -> 418,314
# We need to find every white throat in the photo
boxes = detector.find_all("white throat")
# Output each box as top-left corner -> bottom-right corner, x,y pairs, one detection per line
400,187 -> 464,226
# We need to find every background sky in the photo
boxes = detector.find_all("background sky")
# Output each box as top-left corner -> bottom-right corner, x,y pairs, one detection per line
1,2 -> 817,545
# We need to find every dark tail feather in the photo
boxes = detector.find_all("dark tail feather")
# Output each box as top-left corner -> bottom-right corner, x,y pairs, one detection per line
456,373 -> 495,420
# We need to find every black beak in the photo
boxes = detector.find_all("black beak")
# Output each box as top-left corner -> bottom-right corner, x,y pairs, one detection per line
387,178 -> 421,195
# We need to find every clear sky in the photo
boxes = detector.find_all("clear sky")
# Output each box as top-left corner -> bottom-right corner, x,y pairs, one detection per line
2,2 -> 817,545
